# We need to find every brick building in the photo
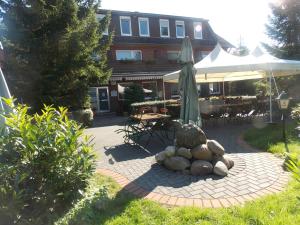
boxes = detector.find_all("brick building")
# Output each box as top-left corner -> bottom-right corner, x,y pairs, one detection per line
89,10 -> 233,114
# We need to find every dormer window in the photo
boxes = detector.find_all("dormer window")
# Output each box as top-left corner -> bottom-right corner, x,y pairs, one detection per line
159,19 -> 170,38
96,14 -> 108,35
176,21 -> 185,38
120,16 -> 132,36
194,22 -> 203,39
138,17 -> 150,37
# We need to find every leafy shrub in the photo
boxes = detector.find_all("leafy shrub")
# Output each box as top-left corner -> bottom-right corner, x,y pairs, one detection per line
0,99 -> 95,225
72,108 -> 94,127
124,84 -> 145,113
291,104 -> 300,123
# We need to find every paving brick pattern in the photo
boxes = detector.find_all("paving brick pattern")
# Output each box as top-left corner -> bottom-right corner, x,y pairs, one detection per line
87,118 -> 289,208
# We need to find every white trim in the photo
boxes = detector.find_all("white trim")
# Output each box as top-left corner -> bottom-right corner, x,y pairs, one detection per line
120,16 -> 132,36
159,19 -> 170,38
193,22 -> 203,39
115,50 -> 142,61
175,20 -> 185,38
89,87 -> 110,112
138,17 -> 150,37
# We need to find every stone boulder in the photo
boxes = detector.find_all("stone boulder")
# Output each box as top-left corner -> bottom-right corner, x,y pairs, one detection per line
155,146 -> 176,164
212,155 -> 234,169
191,144 -> 213,161
164,156 -> 191,171
176,147 -> 192,159
176,124 -> 207,149
190,160 -> 213,176
213,161 -> 228,176
207,140 -> 225,156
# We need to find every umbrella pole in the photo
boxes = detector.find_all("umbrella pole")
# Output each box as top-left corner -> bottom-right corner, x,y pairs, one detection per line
222,81 -> 225,97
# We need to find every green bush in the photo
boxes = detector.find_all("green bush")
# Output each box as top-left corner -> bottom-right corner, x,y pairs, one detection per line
0,99 -> 96,225
291,104 -> 300,123
124,84 -> 145,113
72,108 -> 94,127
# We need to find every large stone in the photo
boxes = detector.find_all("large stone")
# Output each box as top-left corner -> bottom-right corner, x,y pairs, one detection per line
164,156 -> 191,171
213,161 -> 228,176
155,146 -> 176,164
191,144 -> 213,161
176,124 -> 207,149
190,160 -> 213,176
212,155 -> 234,169
207,140 -> 225,156
177,147 -> 192,159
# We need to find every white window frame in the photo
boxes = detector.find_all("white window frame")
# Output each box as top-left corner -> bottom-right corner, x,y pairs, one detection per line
159,19 -> 170,38
138,17 -> 150,37
209,82 -> 220,94
175,20 -> 185,38
96,14 -> 108,35
194,22 -> 203,39
120,16 -> 132,36
115,50 -> 142,61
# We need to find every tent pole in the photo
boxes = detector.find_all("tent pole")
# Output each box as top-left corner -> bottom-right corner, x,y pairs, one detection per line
162,80 -> 166,114
269,72 -> 273,123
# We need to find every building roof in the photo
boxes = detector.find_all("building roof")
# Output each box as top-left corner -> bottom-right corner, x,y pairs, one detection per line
99,9 -> 208,22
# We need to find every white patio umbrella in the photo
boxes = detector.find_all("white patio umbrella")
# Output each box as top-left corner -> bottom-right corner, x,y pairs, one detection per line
164,44 -> 300,122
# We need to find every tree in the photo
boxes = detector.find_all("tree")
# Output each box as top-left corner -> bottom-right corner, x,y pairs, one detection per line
265,0 -> 300,59
264,0 -> 300,97
0,0 -> 112,111
124,84 -> 145,113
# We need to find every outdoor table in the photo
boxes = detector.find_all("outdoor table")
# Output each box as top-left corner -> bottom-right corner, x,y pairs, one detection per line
117,113 -> 172,146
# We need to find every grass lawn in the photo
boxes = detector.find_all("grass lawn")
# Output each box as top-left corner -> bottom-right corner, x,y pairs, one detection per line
243,122 -> 300,155
55,123 -> 300,225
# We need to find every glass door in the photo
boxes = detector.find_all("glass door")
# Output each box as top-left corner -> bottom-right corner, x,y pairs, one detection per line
98,87 -> 110,112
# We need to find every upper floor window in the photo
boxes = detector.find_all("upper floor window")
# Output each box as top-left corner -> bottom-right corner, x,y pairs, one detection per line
116,50 -> 142,61
120,16 -> 132,36
138,17 -> 150,37
176,21 -> 185,38
96,14 -> 108,35
194,22 -> 203,39
159,19 -> 170,38
209,82 -> 220,94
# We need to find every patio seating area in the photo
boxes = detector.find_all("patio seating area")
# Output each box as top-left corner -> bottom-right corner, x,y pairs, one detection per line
87,116 -> 289,208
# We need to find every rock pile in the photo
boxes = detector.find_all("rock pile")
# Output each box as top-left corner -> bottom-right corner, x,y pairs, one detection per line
155,124 -> 234,176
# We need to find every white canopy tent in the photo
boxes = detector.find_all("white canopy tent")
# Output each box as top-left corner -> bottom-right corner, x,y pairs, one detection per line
163,44 -> 300,122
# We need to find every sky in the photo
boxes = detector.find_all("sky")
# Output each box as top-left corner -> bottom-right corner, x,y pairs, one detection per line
101,0 -> 279,50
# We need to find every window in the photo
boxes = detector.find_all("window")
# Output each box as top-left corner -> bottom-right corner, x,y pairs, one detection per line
176,21 -> 185,38
120,16 -> 132,36
142,81 -> 157,100
209,82 -> 220,94
116,50 -> 142,61
167,51 -> 180,61
138,17 -> 150,37
194,22 -> 203,39
96,14 -> 108,35
170,84 -> 180,99
196,50 -> 210,62
118,83 -> 133,100
159,19 -> 170,37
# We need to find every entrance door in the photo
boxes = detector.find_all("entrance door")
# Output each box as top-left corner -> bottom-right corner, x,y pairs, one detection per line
98,87 -> 110,112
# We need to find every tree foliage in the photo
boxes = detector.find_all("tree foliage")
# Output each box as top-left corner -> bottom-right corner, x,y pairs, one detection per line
0,99 -> 95,225
124,84 -> 145,113
0,0 -> 112,111
265,0 -> 300,59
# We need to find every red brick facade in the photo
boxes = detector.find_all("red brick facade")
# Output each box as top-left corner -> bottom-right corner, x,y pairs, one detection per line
90,10 -> 232,114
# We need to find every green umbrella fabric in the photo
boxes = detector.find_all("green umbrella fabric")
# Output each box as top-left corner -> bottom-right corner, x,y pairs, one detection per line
178,37 -> 202,126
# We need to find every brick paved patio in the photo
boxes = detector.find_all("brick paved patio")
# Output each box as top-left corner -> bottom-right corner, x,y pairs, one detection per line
86,116 -> 289,208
